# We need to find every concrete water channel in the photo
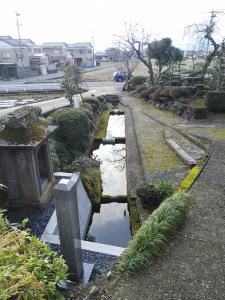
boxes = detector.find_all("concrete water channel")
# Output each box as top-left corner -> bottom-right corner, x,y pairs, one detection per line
88,112 -> 132,248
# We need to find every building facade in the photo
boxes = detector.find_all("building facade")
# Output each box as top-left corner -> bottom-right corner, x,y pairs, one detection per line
42,42 -> 73,68
0,36 -> 31,79
68,42 -> 94,67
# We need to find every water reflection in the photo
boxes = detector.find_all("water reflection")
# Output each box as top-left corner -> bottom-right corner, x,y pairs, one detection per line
88,202 -> 131,247
106,115 -> 125,138
92,144 -> 126,196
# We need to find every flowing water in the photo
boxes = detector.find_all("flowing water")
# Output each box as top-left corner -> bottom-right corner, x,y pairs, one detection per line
87,114 -> 131,247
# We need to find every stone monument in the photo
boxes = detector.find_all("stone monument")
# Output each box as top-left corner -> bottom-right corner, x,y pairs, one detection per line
0,107 -> 56,209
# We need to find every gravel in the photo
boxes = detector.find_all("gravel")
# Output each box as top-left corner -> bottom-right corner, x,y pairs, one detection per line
6,199 -> 117,279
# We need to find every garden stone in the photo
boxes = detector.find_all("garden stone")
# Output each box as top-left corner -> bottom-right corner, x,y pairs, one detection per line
89,286 -> 99,296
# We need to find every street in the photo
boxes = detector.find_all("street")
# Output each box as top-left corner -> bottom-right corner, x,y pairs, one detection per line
0,80 -> 123,118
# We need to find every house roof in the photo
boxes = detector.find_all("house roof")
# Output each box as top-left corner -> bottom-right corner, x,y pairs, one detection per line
0,36 -> 13,39
20,39 -> 35,46
68,42 -> 93,49
0,37 -> 28,47
42,42 -> 68,48
0,40 -> 12,48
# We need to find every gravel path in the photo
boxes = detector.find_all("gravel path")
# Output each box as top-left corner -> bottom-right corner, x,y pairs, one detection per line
107,140 -> 225,300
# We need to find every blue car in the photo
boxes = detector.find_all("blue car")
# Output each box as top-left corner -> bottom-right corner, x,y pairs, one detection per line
113,71 -> 131,82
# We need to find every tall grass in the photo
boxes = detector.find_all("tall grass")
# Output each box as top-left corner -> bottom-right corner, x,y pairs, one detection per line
119,192 -> 189,274
0,211 -> 67,299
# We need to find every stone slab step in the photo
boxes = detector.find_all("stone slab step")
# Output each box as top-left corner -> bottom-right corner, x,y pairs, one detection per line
166,138 -> 197,168
41,233 -> 125,257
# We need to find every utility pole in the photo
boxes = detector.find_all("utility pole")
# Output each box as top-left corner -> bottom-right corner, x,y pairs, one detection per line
15,12 -> 25,78
92,35 -> 95,67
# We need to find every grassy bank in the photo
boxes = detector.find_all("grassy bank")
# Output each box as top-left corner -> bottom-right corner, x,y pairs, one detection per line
119,192 -> 189,274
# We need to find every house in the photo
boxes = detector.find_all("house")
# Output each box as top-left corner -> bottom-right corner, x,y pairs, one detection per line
68,42 -> 94,67
29,53 -> 49,75
42,42 -> 73,68
19,39 -> 43,55
0,36 -> 31,79
20,39 -> 49,75
95,51 -> 109,63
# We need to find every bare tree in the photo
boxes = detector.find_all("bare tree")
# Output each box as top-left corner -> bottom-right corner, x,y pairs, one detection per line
116,24 -> 183,85
116,24 -> 155,85
114,39 -> 139,83
186,10 -> 224,76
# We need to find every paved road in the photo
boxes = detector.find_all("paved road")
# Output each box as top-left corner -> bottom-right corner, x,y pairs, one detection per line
0,71 -> 64,86
0,81 -> 123,118
0,82 -> 62,93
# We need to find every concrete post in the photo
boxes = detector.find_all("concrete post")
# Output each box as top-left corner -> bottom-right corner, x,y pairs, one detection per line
54,174 -> 83,281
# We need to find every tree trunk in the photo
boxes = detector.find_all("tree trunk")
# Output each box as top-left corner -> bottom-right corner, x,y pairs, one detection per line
79,92 -> 84,103
69,95 -> 74,107
191,54 -> 195,70
158,64 -> 162,78
202,35 -> 220,76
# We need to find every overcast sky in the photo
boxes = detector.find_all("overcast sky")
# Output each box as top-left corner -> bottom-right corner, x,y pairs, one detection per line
1,0 -> 225,51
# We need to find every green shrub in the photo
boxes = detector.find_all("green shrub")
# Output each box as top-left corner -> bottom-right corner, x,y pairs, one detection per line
136,183 -> 158,207
0,212 -> 67,299
136,181 -> 174,208
130,76 -> 146,86
64,156 -> 102,206
49,139 -> 61,171
135,85 -> 148,93
151,87 -> 163,101
79,108 -> 95,131
155,180 -> 174,201
148,85 -> 160,94
83,97 -> 101,114
206,91 -> 225,112
160,86 -> 172,98
189,105 -> 207,119
97,95 -> 107,103
80,102 -> 94,113
52,108 -> 91,153
169,86 -> 184,99
103,94 -> 120,106
119,192 -> 189,274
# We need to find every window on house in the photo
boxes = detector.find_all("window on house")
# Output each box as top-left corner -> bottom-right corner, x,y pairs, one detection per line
3,51 -> 10,59
88,49 -> 92,53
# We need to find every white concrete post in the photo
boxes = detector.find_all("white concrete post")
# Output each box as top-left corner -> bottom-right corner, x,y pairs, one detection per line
54,174 -> 83,281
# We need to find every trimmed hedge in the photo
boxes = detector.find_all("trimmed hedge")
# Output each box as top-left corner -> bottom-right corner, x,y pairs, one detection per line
83,97 -> 101,114
119,192 -> 189,274
52,108 -> 91,154
130,76 -> 146,86
138,89 -> 150,100
206,91 -> 225,112
135,85 -> 148,93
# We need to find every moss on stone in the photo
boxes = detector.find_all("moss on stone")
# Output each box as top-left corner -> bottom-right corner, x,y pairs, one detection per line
0,119 -> 46,145
176,166 -> 200,192
127,193 -> 141,235
81,167 -> 102,207
94,109 -> 110,139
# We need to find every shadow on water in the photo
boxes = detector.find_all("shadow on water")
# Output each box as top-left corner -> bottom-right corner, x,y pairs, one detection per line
88,114 -> 132,247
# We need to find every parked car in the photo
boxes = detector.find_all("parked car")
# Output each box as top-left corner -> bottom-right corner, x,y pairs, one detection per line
113,71 -> 131,82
